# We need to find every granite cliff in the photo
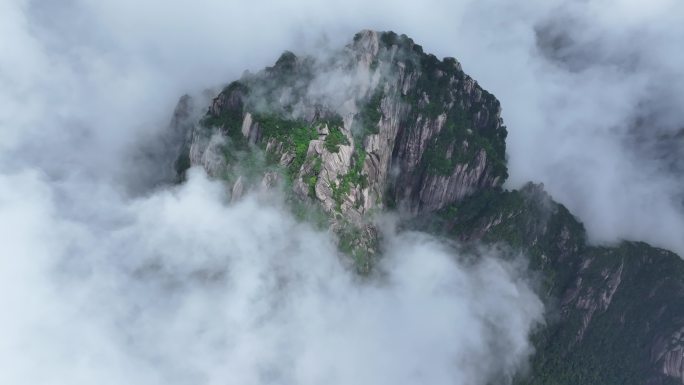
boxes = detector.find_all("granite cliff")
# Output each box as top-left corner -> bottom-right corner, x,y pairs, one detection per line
172,30 -> 684,385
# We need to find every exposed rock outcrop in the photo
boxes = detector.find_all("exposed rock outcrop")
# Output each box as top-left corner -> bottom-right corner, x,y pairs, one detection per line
170,30 -> 684,385
434,184 -> 684,385
176,30 -> 507,268
186,32 -> 505,206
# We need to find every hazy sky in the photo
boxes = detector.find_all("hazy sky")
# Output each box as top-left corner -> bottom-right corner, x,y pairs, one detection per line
1,0 -> 683,384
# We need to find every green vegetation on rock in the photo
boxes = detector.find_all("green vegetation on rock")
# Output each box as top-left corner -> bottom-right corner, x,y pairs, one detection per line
331,141 -> 367,212
253,113 -> 318,180
324,126 -> 349,153
357,89 -> 383,135
427,183 -> 684,385
337,223 -> 378,275
177,32 -> 684,385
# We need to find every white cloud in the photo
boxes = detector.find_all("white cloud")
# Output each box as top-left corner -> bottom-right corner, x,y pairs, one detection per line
0,169 -> 542,385
1,1 -> 683,383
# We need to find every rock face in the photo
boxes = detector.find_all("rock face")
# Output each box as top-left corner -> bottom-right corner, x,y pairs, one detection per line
177,30 -> 506,269
432,183 -> 684,385
173,30 -> 684,385
657,326 -> 684,381
179,30 -> 505,216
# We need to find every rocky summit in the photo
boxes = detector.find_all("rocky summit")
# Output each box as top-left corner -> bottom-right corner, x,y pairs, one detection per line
173,30 -> 684,385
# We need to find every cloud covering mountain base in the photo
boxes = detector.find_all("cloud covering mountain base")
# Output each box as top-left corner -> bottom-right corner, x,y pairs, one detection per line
1,0 -> 683,384
0,169 -> 542,385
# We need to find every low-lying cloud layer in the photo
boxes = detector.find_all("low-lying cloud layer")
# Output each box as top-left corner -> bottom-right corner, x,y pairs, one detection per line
0,169 -> 542,384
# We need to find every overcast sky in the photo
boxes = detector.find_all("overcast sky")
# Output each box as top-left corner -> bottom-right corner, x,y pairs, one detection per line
1,0 -> 683,384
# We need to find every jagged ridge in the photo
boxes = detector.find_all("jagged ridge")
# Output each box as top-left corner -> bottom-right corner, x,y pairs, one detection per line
177,30 -> 507,270
172,30 -> 684,384
430,184 -> 684,385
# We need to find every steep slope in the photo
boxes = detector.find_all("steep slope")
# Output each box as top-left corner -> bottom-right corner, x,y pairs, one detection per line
431,184 -> 684,385
173,30 -> 684,384
177,30 -> 506,270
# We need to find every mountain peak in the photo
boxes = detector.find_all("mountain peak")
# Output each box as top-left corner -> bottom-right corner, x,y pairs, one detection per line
168,30 -> 684,385
176,31 -> 507,270
352,29 -> 380,53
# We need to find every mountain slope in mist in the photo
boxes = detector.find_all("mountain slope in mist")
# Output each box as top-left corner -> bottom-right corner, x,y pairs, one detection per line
433,184 -> 684,385
175,30 -> 684,385
178,30 -> 506,271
